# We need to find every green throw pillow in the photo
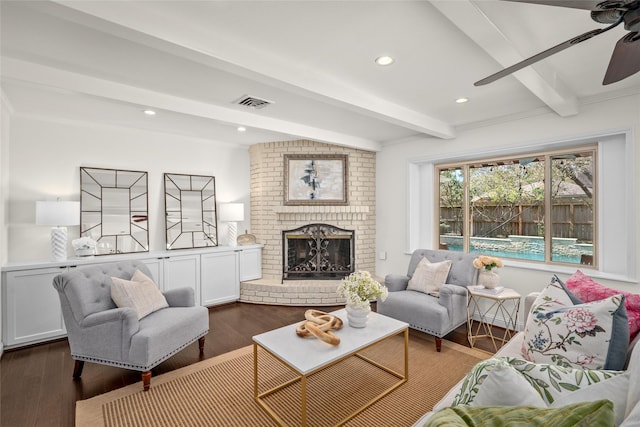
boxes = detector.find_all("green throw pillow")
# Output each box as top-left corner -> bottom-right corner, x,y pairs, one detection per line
424,400 -> 614,427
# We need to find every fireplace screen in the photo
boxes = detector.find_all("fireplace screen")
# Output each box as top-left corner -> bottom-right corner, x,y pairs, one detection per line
282,223 -> 354,280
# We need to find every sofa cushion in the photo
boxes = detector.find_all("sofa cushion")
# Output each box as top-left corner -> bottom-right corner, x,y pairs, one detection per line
407,257 -> 452,294
565,270 -> 640,340
424,400 -> 615,427
129,305 -> 209,368
111,269 -> 168,320
521,278 -> 629,370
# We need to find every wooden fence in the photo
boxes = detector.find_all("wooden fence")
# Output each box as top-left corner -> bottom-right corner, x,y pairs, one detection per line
439,201 -> 593,242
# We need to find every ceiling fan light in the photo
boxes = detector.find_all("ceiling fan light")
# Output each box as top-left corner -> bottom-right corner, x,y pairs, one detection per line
455,97 -> 469,104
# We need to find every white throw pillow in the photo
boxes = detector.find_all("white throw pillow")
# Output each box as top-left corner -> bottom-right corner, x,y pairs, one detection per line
407,257 -> 452,294
550,373 -> 629,426
472,362 -> 547,407
452,358 -> 546,407
111,269 -> 168,319
624,340 -> 640,422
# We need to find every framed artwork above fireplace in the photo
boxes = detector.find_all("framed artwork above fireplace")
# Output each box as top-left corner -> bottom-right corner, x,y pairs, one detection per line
284,154 -> 348,205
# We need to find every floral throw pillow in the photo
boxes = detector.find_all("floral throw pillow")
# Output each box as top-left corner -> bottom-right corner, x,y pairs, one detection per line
565,269 -> 640,340
452,356 -> 623,408
521,278 -> 629,370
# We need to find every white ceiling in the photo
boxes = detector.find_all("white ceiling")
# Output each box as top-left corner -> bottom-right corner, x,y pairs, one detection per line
2,0 -> 639,152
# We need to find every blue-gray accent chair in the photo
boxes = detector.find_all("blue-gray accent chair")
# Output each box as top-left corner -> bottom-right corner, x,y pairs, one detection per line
377,249 -> 479,352
52,261 -> 209,390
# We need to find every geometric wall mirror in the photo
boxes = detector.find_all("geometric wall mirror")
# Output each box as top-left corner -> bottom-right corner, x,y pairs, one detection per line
80,167 -> 149,255
164,173 -> 218,249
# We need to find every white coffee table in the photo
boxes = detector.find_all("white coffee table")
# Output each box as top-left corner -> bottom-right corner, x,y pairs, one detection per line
253,309 -> 409,427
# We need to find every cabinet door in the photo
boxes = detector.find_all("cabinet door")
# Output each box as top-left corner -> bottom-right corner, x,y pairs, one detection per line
239,247 -> 262,281
201,251 -> 239,306
3,267 -> 68,347
163,255 -> 200,301
140,258 -> 165,290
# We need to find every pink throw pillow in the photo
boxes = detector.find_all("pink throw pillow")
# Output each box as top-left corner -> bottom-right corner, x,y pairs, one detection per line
565,270 -> 640,340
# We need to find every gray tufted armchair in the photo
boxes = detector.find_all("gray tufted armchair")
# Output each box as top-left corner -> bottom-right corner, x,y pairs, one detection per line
53,261 -> 209,390
377,249 -> 478,352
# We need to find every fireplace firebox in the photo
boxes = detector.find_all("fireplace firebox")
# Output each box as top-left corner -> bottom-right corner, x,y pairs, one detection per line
282,223 -> 354,280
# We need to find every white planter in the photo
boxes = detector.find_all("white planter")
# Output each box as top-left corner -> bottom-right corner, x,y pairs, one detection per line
478,270 -> 500,289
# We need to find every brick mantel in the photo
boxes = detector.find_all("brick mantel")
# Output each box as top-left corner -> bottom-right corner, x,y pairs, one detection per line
274,205 -> 370,222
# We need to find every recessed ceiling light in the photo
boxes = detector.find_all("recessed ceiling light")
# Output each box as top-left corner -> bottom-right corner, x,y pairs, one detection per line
455,98 -> 469,104
143,109 -> 156,116
375,56 -> 394,66
237,126 -> 247,132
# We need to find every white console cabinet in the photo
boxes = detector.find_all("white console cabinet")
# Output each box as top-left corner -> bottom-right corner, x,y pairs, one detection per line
1,245 -> 262,349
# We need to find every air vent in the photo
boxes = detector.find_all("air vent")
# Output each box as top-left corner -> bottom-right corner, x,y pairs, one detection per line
234,95 -> 273,109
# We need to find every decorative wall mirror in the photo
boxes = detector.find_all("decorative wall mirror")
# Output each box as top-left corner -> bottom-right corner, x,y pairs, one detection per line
80,167 -> 149,255
164,173 -> 218,249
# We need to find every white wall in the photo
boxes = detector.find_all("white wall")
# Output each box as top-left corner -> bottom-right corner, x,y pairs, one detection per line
6,116 -> 251,262
376,94 -> 640,303
1,91 -> 13,355
1,93 -> 11,265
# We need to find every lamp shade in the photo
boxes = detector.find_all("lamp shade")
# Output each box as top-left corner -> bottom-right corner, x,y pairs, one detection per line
219,203 -> 245,222
36,201 -> 80,226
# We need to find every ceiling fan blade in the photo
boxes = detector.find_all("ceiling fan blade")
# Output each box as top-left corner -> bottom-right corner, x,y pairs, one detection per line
502,0 -> 601,10
603,32 -> 640,84
474,28 -> 605,86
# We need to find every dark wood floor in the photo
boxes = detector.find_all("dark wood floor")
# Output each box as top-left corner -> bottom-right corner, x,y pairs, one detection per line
0,302 -> 497,427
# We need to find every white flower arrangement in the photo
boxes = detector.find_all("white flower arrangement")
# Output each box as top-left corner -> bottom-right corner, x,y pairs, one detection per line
472,255 -> 504,271
336,271 -> 388,308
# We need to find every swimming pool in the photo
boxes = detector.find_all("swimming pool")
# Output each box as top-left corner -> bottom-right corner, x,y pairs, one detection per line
443,235 -> 592,265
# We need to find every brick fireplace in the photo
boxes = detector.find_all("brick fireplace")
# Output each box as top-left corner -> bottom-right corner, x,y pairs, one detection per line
241,140 -> 376,305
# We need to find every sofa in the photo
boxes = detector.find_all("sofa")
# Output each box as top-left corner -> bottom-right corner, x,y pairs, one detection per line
413,290 -> 640,426
377,249 -> 479,351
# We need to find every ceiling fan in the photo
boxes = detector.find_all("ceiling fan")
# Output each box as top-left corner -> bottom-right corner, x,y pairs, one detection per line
475,0 -> 640,86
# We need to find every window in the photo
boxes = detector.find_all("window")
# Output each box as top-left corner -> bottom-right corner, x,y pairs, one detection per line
437,147 -> 596,266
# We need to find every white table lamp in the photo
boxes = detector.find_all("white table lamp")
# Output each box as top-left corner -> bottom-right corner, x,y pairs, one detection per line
219,203 -> 244,247
36,200 -> 80,262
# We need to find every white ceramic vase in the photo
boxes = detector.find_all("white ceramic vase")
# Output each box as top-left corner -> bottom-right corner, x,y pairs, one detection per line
478,269 -> 500,289
345,303 -> 371,328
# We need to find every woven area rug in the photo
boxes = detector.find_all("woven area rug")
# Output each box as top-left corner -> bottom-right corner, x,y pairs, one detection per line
76,335 -> 490,427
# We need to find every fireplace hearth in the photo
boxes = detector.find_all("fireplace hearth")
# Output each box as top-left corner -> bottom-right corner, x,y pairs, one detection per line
282,223 -> 354,280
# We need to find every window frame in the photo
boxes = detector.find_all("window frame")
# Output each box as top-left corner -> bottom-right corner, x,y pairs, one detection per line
434,146 -> 597,267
